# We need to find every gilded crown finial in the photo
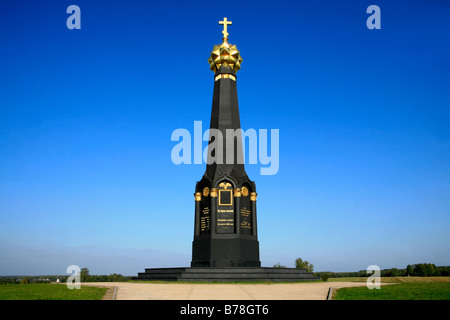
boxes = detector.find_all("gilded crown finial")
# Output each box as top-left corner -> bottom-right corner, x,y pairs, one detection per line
208,17 -> 243,73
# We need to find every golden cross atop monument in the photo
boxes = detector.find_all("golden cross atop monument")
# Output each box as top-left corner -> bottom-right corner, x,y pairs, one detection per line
219,17 -> 232,40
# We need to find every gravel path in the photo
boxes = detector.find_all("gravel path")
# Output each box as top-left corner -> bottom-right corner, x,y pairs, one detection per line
83,281 -> 374,300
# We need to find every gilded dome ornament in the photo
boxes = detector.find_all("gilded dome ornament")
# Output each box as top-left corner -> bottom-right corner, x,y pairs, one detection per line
208,17 -> 243,73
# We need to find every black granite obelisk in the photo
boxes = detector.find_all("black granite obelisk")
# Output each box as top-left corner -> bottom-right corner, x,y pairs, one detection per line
191,20 -> 260,268
133,18 -> 319,282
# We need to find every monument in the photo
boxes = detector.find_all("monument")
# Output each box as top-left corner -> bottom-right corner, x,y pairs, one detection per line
191,17 -> 260,268
134,18 -> 317,281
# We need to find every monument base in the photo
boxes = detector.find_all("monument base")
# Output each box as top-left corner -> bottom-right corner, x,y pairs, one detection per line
132,267 -> 318,282
191,237 -> 261,268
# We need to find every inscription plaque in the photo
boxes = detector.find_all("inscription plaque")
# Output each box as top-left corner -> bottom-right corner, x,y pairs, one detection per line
200,206 -> 210,234
240,187 -> 252,235
240,207 -> 252,234
217,182 -> 234,233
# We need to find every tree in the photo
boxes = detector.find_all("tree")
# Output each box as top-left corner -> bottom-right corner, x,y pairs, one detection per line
406,264 -> 413,276
413,263 -> 433,276
321,273 -> 330,282
108,273 -> 126,282
80,268 -> 90,282
437,266 -> 450,276
20,277 -> 30,284
425,264 -> 437,276
273,262 -> 287,269
295,258 -> 314,273
384,268 -> 402,277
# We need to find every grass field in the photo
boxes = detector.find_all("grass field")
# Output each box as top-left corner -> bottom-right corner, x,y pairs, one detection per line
329,276 -> 450,283
0,284 -> 107,300
333,277 -> 450,300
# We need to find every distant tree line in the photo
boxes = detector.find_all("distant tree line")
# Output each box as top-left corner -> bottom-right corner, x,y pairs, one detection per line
272,257 -> 314,273
77,268 -> 130,282
272,259 -> 450,278
0,268 -> 131,284
0,276 -> 55,284
314,263 -> 450,278
405,263 -> 449,277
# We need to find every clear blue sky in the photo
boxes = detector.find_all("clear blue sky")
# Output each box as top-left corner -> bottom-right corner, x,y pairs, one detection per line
0,0 -> 449,275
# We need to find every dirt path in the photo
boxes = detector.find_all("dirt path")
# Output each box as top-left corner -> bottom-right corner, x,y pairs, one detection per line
83,281 -> 376,300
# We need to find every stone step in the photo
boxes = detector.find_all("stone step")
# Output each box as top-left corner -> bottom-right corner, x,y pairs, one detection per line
143,267 -> 310,274
144,268 -> 188,273
134,267 -> 319,282
178,278 -> 316,282
178,272 -> 315,279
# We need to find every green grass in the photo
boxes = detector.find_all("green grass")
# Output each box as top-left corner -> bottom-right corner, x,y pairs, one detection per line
333,282 -> 450,300
329,276 -> 450,283
0,284 -> 107,300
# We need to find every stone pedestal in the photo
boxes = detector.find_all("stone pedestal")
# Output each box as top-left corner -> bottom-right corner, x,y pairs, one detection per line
133,267 -> 318,282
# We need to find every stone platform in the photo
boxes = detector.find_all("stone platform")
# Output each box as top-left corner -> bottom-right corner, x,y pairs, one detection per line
133,267 -> 318,282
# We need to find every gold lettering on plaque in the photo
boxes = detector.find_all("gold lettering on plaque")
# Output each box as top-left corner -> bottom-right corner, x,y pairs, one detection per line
240,207 -> 252,229
217,218 -> 234,226
200,207 -> 210,232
